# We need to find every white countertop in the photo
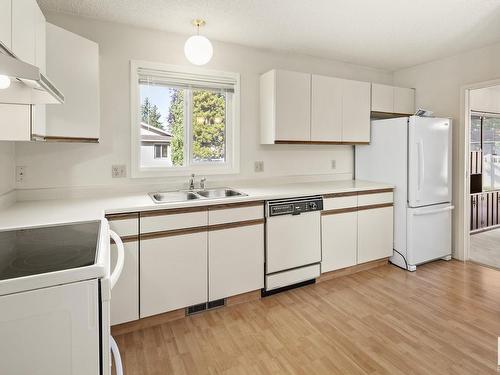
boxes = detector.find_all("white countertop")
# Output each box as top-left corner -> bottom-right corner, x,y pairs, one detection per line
0,180 -> 392,230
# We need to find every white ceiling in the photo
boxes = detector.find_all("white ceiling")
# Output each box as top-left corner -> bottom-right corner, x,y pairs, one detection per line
38,0 -> 500,71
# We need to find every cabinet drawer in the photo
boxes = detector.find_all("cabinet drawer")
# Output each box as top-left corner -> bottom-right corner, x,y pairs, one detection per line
358,191 -> 393,206
140,209 -> 207,233
107,214 -> 139,237
323,196 -> 357,210
208,203 -> 264,225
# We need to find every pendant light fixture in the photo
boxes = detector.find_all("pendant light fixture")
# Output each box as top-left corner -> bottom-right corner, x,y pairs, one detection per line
184,19 -> 213,66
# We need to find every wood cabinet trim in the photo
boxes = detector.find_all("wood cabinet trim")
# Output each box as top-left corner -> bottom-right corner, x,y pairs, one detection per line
323,191 -> 358,198
357,202 -> 393,211
370,111 -> 412,120
31,134 -> 99,143
208,201 -> 264,211
274,140 -> 369,145
357,188 -> 394,195
111,235 -> 139,244
140,226 -> 208,240
106,213 -> 139,221
321,207 -> 358,216
141,206 -> 208,217
208,219 -> 265,231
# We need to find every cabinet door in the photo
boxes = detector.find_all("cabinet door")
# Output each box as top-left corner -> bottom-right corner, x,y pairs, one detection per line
394,87 -> 415,114
311,74 -> 342,142
275,70 -> 311,141
357,206 -> 393,263
108,215 -> 139,325
208,223 -> 264,301
46,23 -> 100,140
140,232 -> 208,318
321,212 -> 357,272
342,79 -> 371,142
371,83 -> 394,113
110,240 -> 139,325
11,0 -> 36,64
0,0 -> 11,49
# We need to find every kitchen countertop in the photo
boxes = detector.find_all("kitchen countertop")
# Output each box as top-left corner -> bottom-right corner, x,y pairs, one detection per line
0,180 -> 392,230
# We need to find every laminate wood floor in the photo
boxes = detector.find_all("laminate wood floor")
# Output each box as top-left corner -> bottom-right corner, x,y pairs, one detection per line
113,261 -> 500,374
470,228 -> 500,269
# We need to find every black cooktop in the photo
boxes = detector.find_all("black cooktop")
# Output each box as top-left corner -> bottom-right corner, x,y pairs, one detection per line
0,221 -> 100,281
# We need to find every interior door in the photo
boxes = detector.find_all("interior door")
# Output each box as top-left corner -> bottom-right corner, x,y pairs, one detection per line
0,279 -> 100,375
408,116 -> 452,207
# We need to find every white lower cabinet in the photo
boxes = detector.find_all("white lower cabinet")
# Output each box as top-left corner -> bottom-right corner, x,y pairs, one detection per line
357,206 -> 394,264
321,211 -> 357,272
140,231 -> 208,318
208,223 -> 264,301
110,240 -> 139,325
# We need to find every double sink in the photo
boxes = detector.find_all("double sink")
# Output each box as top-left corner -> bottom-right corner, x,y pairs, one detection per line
149,188 -> 247,204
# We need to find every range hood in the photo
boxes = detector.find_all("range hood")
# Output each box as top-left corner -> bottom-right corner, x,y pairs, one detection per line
0,44 -> 64,105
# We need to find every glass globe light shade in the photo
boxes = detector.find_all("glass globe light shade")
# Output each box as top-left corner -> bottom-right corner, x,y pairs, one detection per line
0,74 -> 11,89
184,35 -> 213,65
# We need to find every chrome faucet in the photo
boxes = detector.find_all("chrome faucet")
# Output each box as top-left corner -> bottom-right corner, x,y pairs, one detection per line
200,177 -> 207,190
188,173 -> 195,190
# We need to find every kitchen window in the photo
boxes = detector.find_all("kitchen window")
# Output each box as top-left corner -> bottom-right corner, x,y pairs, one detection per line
131,61 -> 240,177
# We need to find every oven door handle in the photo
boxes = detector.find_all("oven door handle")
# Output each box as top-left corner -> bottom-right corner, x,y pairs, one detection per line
110,335 -> 123,375
109,229 -> 125,290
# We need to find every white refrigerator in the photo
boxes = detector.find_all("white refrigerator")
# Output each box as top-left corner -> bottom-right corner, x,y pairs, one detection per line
356,116 -> 453,271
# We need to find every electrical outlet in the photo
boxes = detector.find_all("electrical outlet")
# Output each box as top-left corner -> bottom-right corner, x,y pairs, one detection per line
331,160 -> 336,169
254,161 -> 264,173
111,165 -> 127,178
16,166 -> 26,183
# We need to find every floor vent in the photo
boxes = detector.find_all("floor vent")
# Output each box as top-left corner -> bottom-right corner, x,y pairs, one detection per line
186,303 -> 207,315
207,299 -> 225,309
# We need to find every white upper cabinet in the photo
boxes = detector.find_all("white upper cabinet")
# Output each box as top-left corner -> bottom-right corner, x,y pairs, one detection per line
11,0 -> 36,65
45,23 -> 100,141
371,83 -> 394,113
261,69 -> 371,144
261,69 -> 311,143
0,0 -> 11,49
371,83 -> 415,115
311,74 -> 342,142
394,86 -> 415,114
342,79 -> 371,143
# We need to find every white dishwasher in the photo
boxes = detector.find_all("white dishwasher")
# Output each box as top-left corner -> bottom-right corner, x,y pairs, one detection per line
264,196 -> 323,295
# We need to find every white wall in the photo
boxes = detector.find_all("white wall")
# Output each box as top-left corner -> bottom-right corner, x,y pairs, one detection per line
14,12 -> 393,190
0,142 -> 15,195
470,86 -> 500,113
393,41 -> 500,259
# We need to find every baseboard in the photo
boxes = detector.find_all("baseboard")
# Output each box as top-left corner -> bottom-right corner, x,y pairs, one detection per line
111,308 -> 185,336
111,289 -> 262,336
317,258 -> 389,283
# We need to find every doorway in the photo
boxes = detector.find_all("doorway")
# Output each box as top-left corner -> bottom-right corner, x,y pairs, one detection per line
466,85 -> 500,268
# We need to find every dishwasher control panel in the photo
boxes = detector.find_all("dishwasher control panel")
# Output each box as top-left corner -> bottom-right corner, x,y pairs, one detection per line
267,196 -> 323,217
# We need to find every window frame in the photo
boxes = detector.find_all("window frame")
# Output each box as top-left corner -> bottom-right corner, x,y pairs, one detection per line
130,60 -> 240,178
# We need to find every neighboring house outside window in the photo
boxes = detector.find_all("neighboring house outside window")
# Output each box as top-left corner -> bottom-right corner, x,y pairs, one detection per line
131,61 -> 240,178
140,123 -> 172,167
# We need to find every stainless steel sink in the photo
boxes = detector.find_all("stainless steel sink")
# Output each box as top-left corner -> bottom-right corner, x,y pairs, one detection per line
149,190 -> 203,203
196,188 -> 247,199
149,187 -> 247,203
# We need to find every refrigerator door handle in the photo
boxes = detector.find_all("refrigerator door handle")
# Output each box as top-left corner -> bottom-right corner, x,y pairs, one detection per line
414,205 -> 454,216
417,140 -> 425,201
